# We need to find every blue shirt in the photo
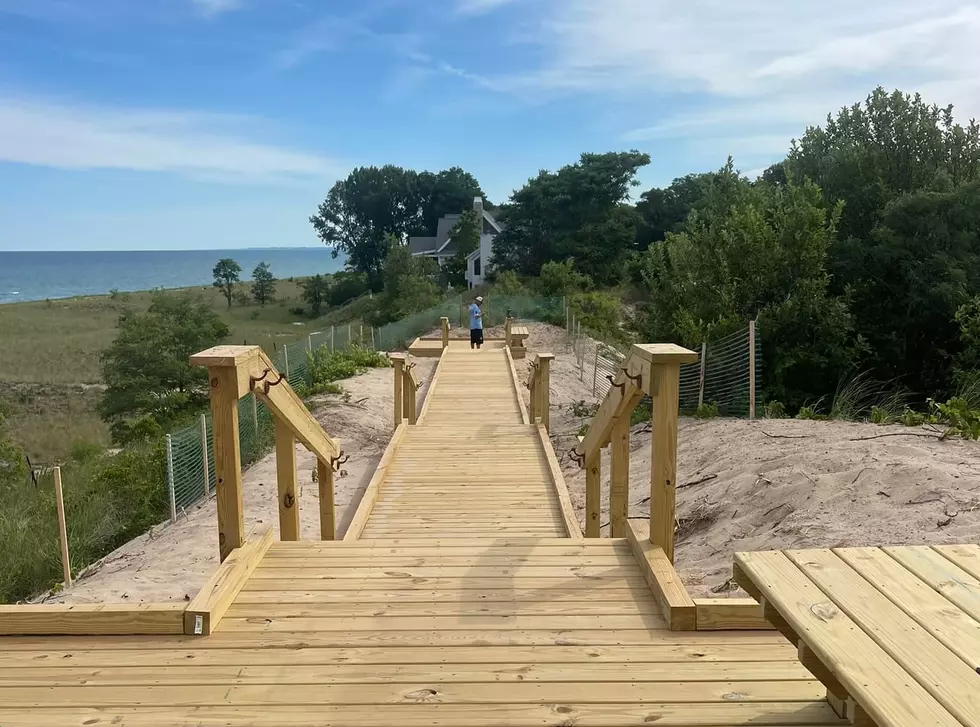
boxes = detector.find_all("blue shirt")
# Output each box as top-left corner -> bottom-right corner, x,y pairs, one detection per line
469,303 -> 483,330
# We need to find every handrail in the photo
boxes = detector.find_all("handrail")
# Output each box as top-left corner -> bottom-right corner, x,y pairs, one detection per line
191,345 -> 342,560
525,353 -> 554,431
573,343 -> 697,556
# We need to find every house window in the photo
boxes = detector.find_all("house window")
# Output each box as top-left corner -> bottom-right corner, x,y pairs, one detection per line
474,257 -> 481,276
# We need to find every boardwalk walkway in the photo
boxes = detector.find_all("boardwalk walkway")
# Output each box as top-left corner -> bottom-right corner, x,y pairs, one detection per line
360,343 -> 571,538
0,340 -> 844,727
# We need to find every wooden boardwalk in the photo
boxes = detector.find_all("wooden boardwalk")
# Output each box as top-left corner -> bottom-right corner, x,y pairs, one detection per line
0,340 -> 846,727
359,344 -> 573,539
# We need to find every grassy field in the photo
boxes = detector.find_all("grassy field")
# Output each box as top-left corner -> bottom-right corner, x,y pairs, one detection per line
0,280 -> 372,461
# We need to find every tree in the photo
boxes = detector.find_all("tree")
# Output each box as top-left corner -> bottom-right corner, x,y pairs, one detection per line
373,241 -> 440,325
328,271 -> 369,307
251,262 -> 276,305
640,163 -> 858,408
100,293 -> 229,443
635,172 -> 717,249
492,151 -> 650,285
310,165 -> 487,290
440,210 -> 481,289
301,274 -> 330,316
212,259 -> 242,308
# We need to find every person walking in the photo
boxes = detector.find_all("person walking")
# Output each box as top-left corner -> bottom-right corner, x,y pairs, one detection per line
469,296 -> 484,350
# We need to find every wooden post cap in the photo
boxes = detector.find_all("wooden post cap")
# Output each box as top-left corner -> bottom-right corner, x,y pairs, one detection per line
190,345 -> 263,367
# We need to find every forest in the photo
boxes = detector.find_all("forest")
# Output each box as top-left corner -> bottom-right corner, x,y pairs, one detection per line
313,87 -> 980,413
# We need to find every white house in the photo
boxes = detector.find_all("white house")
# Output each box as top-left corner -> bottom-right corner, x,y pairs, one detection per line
407,197 -> 502,288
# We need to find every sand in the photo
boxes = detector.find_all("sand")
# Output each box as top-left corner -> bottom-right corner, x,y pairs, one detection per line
47,358 -> 437,605
48,321 -> 980,604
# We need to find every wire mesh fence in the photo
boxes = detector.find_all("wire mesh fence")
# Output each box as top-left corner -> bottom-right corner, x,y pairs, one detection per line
568,314 -> 760,417
163,293 -> 564,521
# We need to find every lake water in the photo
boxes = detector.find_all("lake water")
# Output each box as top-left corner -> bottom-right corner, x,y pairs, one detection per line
0,248 -> 345,304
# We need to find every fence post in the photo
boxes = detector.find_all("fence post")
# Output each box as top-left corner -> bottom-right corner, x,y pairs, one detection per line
251,394 -> 259,434
592,347 -> 599,397
505,316 -> 513,347
441,317 -> 450,348
698,341 -> 707,409
330,326 -> 335,354
53,466 -> 72,587
308,334 -> 313,352
347,324 -> 352,348
371,326 -> 376,350
610,416 -> 629,538
200,414 -> 210,499
359,324 -> 363,344
283,346 -> 290,378
165,434 -> 177,524
748,320 -> 756,420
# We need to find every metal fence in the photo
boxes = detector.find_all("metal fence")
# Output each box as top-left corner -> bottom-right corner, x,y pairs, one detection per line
163,293 -> 562,520
568,314 -> 760,417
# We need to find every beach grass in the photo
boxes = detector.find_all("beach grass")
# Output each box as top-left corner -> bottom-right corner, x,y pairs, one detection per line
0,279 -> 368,460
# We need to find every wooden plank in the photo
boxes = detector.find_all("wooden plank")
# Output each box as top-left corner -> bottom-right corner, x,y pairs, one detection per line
787,548 -> 980,725
0,702 -> 846,726
504,346 -> 530,425
402,367 -> 417,425
414,350 -> 445,424
0,604 -> 186,636
836,546 -> 980,672
693,598 -> 772,631
218,613 -> 667,632
735,549 -> 961,727
209,366 -> 244,561
609,415 -> 629,538
276,537 -> 625,548
344,423 -> 409,540
0,660 -> 815,687
316,458 -> 335,540
933,543 -> 980,580
626,520 -> 695,630
273,419 -> 300,541
252,565 -> 637,578
227,601 -> 660,617
578,353 -> 646,460
585,452 -> 601,538
537,423 -> 582,540
650,362 -> 680,562
885,544 -> 980,622
631,343 -> 700,367
0,679 -> 826,707
183,529 -> 273,636
391,354 -> 404,426
262,554 -> 635,565
0,642 -> 799,668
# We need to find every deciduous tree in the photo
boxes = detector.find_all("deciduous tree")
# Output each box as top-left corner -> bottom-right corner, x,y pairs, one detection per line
251,262 -> 276,305
212,258 -> 242,308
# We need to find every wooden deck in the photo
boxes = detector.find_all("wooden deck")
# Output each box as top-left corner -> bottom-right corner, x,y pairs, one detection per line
736,545 -> 980,727
0,342 -> 847,726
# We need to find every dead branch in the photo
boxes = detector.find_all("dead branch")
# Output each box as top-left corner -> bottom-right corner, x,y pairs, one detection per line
761,431 -> 808,439
849,432 -> 944,442
678,473 -> 719,490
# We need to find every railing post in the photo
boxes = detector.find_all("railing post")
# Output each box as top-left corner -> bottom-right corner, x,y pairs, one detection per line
391,353 -> 406,427
208,367 -> 245,561
200,413 -> 210,499
610,416 -> 629,537
536,354 -> 554,433
274,419 -> 300,541
651,362 -> 681,562
165,434 -> 177,523
585,453 -> 601,538
748,320 -> 756,419
403,366 -> 418,425
440,316 -> 450,349
505,316 -> 513,347
53,466 -> 72,588
317,458 -> 335,540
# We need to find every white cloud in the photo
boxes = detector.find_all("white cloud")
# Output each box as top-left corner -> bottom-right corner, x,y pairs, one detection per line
473,0 -> 980,167
192,0 -> 242,17
0,95 -> 338,183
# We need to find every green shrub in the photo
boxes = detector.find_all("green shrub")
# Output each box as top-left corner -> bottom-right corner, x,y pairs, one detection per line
900,407 -> 927,427
930,397 -> 980,440
630,399 -> 652,426
694,402 -> 719,419
764,400 -> 786,419
870,406 -> 893,425
796,405 -> 817,420
568,291 -> 626,342
308,344 -> 388,389
570,400 -> 598,418
830,371 -> 908,422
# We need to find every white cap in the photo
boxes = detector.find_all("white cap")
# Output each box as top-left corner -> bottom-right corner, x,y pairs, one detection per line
475,296 -> 484,302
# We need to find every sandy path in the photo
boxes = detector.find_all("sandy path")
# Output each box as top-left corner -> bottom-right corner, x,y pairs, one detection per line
49,358 -> 437,605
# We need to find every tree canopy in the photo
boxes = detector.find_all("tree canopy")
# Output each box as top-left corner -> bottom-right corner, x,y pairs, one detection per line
251,262 -> 276,305
310,165 -> 486,289
100,293 -> 229,443
493,151 -> 650,285
212,259 -> 241,308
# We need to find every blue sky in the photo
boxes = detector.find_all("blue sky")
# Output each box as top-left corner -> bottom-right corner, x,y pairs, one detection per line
2,0 -> 979,251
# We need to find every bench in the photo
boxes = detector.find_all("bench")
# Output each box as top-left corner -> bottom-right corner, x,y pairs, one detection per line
734,545 -> 980,727
509,325 -> 529,359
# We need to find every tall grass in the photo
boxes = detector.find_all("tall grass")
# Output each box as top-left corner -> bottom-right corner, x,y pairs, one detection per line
830,371 -> 910,422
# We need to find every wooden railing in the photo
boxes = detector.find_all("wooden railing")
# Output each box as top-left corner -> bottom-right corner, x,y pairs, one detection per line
525,353 -> 555,432
571,344 -> 697,557
191,345 -> 342,561
390,353 -> 420,425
